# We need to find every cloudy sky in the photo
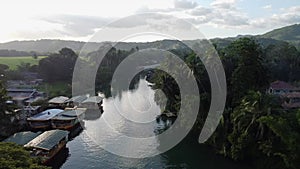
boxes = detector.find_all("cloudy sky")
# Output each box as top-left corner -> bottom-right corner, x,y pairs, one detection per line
0,0 -> 299,42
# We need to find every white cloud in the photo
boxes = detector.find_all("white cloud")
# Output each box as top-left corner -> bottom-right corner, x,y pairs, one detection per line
211,0 -> 237,9
0,0 -> 299,41
37,0 -> 251,39
42,15 -> 113,37
174,0 -> 198,9
263,5 -> 272,10
189,7 -> 212,16
250,6 -> 300,29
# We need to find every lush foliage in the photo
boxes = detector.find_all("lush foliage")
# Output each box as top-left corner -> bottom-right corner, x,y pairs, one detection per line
151,37 -> 300,169
211,38 -> 300,169
0,142 -> 50,169
38,48 -> 78,82
0,80 -> 18,140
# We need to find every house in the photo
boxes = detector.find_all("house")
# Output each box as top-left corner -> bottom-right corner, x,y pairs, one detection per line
80,96 -> 103,110
282,92 -> 300,109
51,108 -> 86,130
3,131 -> 42,146
48,96 -> 69,104
6,79 -> 42,88
7,88 -> 45,106
24,130 -> 69,164
15,106 -> 42,122
7,88 -> 38,105
267,81 -> 300,95
27,109 -> 64,129
48,96 -> 69,108
64,95 -> 88,107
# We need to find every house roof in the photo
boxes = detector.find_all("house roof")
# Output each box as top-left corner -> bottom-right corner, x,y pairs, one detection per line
270,81 -> 296,90
283,92 -> 300,98
7,88 -> 36,92
48,96 -> 69,104
51,108 -> 86,120
7,89 -> 37,101
24,130 -> 69,150
282,102 -> 300,109
27,109 -> 64,121
15,106 -> 41,112
81,96 -> 103,104
3,131 -> 42,146
64,95 -> 88,103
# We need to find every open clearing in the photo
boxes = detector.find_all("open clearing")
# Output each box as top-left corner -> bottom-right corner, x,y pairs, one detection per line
0,56 -> 47,70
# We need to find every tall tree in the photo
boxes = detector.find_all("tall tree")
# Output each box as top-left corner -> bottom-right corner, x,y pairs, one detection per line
39,48 -> 78,82
229,38 -> 268,104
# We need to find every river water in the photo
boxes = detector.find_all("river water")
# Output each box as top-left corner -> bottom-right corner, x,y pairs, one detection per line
57,78 -> 249,169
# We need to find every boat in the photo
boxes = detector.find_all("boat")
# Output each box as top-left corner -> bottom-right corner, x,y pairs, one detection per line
24,130 -> 69,164
64,95 -> 88,108
51,108 -> 86,130
48,96 -> 69,109
27,109 -> 64,129
3,131 -> 42,146
80,96 -> 103,110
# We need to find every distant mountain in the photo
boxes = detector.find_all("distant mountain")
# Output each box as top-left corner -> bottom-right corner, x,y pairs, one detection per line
260,24 -> 300,40
0,39 -> 94,55
210,24 -> 300,50
0,24 -> 299,55
0,39 -> 193,55
259,24 -> 300,50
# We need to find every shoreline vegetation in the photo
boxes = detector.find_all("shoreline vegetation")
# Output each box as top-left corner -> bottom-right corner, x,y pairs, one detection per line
0,34 -> 300,169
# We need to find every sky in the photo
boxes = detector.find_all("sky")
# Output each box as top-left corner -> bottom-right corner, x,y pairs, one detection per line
0,0 -> 299,42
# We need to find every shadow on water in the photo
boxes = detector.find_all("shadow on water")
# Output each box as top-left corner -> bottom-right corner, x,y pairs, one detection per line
47,147 -> 70,169
57,77 -> 251,169
68,124 -> 84,141
160,135 -> 251,169
48,124 -> 84,169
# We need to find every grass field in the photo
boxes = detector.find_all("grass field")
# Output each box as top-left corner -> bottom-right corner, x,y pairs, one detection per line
0,56 -> 47,70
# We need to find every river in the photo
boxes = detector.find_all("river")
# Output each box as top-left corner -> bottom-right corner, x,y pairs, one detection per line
55,78 -> 249,169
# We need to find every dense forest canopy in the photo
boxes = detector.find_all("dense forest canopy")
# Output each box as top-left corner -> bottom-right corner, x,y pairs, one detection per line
150,37 -> 300,169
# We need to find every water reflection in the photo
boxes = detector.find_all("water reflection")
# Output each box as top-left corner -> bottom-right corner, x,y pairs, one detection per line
48,147 -> 69,169
59,77 -> 249,168
84,109 -> 102,121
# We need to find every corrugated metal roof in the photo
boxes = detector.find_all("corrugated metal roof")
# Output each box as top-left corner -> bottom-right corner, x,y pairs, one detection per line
3,131 -> 42,146
27,109 -> 64,121
48,96 -> 69,104
64,95 -> 88,103
24,130 -> 69,150
51,109 -> 86,120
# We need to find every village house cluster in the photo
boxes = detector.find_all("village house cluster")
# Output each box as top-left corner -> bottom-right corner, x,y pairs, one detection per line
3,75 -> 104,164
267,80 -> 300,109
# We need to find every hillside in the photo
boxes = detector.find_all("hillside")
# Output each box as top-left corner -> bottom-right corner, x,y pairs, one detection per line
0,39 -> 192,55
259,24 -> 300,50
260,24 -> 300,40
0,39 -> 94,55
0,24 -> 300,54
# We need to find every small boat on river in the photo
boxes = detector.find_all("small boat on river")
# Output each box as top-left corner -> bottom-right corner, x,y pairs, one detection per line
80,96 -> 103,110
24,130 -> 69,164
27,109 -> 64,129
51,108 -> 86,130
